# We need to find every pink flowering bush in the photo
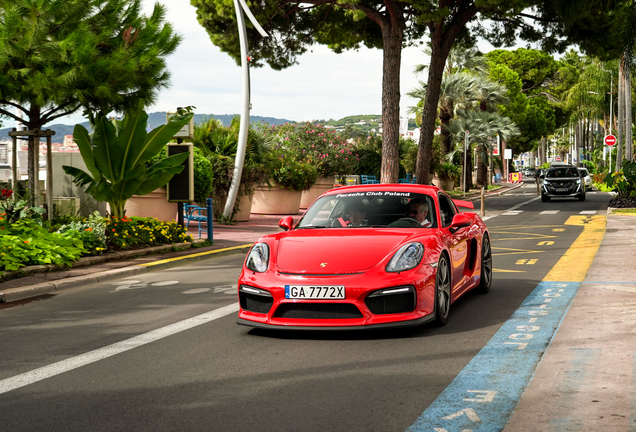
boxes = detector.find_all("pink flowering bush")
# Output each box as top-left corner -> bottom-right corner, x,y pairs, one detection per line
267,123 -> 359,178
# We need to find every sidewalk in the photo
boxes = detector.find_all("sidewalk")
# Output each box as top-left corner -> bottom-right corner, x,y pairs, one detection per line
503,211 -> 636,431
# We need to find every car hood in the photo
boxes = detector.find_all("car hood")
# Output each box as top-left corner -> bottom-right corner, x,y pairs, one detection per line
275,229 -> 415,274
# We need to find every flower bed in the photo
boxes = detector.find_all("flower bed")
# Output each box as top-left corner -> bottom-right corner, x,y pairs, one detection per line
0,205 -> 192,275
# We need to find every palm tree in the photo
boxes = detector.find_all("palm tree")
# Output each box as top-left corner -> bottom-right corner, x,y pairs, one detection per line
446,110 -> 520,190
408,72 -> 481,155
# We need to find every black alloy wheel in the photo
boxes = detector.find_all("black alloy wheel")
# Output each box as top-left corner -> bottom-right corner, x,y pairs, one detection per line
477,235 -> 492,294
434,254 -> 451,326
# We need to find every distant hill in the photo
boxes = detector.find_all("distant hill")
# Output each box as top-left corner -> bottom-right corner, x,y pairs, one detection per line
0,113 -> 293,142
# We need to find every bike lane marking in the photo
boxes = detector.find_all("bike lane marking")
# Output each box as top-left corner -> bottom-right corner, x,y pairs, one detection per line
406,215 -> 606,432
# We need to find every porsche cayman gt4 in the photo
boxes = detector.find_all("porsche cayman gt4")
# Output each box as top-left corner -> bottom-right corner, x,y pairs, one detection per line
237,184 -> 492,330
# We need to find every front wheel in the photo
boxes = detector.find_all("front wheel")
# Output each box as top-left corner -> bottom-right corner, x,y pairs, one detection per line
434,254 -> 452,326
476,235 -> 492,294
578,192 -> 586,201
541,193 -> 550,202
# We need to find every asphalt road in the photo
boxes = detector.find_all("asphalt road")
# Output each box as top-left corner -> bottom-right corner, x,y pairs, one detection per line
0,182 -> 612,432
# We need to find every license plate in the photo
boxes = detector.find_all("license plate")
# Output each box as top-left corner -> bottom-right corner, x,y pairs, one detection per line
285,285 -> 345,299
556,188 -> 568,192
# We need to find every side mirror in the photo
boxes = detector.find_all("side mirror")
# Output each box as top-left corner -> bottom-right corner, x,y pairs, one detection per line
449,213 -> 471,234
539,174 -> 545,179
279,216 -> 294,231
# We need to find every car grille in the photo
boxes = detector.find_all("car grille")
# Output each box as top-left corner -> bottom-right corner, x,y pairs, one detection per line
273,303 -> 363,319
546,180 -> 576,194
365,287 -> 416,314
239,292 -> 274,314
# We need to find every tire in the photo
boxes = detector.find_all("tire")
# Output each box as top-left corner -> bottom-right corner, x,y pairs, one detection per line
578,192 -> 586,201
476,235 -> 492,294
541,194 -> 550,202
434,254 -> 452,326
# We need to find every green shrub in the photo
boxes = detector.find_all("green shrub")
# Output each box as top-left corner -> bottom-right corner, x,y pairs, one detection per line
0,219 -> 86,273
604,160 -> 636,198
105,216 -> 191,250
56,211 -> 108,255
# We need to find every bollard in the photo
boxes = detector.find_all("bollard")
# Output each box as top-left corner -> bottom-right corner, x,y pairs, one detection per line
206,198 -> 214,244
480,187 -> 485,217
536,179 -> 540,196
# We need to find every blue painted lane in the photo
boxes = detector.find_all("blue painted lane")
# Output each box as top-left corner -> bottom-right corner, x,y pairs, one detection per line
407,281 -> 580,432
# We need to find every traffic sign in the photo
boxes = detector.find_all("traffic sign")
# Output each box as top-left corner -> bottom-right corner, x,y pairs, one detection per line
604,135 -> 617,146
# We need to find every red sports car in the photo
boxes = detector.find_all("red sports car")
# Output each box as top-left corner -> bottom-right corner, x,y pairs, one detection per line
237,184 -> 492,330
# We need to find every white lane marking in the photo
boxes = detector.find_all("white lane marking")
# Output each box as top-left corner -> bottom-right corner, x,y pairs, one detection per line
183,288 -> 211,294
540,210 -> 559,215
113,284 -> 147,292
579,210 -> 597,215
112,280 -> 140,285
501,210 -> 523,216
486,195 -> 541,221
0,303 -> 239,395
151,281 -> 179,286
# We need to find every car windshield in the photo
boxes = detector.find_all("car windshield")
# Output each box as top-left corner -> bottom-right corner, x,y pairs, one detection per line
547,167 -> 579,178
297,191 -> 438,229
578,168 -> 590,176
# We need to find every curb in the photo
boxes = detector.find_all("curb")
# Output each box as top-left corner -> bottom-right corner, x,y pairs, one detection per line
0,243 -> 253,304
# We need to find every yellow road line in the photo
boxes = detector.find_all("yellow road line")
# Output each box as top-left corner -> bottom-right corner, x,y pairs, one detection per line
543,216 -> 606,282
140,244 -> 253,267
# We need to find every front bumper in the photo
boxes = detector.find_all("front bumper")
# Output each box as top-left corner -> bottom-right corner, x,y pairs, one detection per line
237,264 -> 438,329
542,181 -> 583,197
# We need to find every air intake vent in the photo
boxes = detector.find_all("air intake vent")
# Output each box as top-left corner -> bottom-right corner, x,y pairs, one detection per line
365,286 -> 416,314
273,303 -> 363,319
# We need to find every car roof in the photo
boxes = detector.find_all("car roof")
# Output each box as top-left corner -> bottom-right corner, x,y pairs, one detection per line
324,183 -> 441,196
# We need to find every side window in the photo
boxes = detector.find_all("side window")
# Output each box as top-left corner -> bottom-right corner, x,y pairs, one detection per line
438,194 -> 456,228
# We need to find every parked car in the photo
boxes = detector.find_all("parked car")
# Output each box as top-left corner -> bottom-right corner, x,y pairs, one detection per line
577,167 -> 592,191
237,184 -> 492,330
540,164 -> 585,201
525,168 -> 537,178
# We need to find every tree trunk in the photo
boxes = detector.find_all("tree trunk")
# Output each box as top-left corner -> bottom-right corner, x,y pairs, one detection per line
617,58 -> 624,171
439,105 -> 453,155
477,146 -> 488,187
416,48 -> 446,185
379,12 -> 404,184
415,5 -> 478,185
625,52 -> 633,162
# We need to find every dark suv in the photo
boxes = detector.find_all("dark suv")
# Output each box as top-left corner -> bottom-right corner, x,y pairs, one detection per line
540,165 -> 585,202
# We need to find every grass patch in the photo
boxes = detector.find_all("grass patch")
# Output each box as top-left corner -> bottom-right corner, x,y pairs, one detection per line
610,208 -> 636,215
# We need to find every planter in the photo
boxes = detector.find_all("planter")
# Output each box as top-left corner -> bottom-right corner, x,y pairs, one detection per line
233,192 -> 254,221
300,175 -> 336,209
215,188 -> 255,222
432,177 -> 455,191
124,188 -> 177,221
251,183 -> 302,215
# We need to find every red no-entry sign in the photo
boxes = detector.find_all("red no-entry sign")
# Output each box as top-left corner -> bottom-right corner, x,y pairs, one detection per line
604,135 -> 617,146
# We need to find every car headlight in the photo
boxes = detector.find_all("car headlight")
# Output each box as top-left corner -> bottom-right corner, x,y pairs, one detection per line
246,243 -> 269,272
386,242 -> 424,272
576,178 -> 581,184
543,179 -> 549,186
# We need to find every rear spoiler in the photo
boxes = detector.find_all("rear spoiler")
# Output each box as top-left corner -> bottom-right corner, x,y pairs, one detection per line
452,199 -> 474,210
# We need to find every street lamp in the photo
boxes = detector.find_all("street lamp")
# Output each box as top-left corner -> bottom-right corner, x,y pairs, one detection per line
223,0 -> 269,220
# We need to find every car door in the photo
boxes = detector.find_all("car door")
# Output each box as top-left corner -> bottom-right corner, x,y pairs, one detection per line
438,194 -> 469,298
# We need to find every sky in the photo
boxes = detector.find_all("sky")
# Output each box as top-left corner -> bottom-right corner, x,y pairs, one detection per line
49,0 -> 508,127
51,0 -> 434,126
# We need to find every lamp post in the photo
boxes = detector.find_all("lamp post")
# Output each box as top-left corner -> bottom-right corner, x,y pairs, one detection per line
223,0 -> 268,220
